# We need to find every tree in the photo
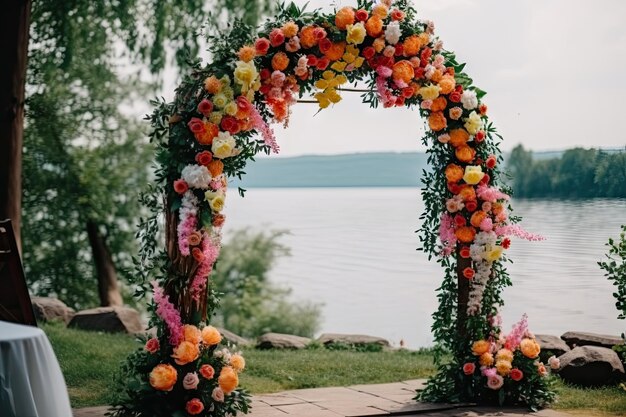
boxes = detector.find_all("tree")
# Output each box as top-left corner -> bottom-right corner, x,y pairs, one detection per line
507,144 -> 533,197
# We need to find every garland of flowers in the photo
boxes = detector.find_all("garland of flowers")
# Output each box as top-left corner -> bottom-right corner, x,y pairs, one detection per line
112,0 -> 555,415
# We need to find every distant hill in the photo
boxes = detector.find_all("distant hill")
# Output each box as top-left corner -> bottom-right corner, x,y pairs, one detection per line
233,152 -> 428,188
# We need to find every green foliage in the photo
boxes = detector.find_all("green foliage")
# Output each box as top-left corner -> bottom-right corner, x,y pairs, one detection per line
507,145 -> 626,198
322,342 -> 384,353
212,229 -> 322,338
599,225 -> 626,319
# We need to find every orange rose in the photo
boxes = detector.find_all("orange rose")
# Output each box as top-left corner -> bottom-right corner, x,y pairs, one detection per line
230,354 -> 246,372
281,21 -> 299,38
520,338 -> 541,359
188,231 -> 202,246
149,364 -> 177,391
492,202 -> 504,216
372,4 -> 388,18
335,7 -> 355,30
431,96 -> 447,112
470,211 -> 487,228
448,128 -> 469,148
496,360 -> 512,376
479,352 -> 494,366
458,185 -> 477,202
418,32 -> 430,47
299,25 -> 317,48
204,76 -> 221,94
445,164 -> 464,183
472,340 -> 491,356
365,16 -> 383,38
392,61 -> 414,84
237,45 -> 256,63
455,145 -> 476,163
428,111 -> 447,131
271,52 -> 290,71
201,325 -> 222,346
196,122 -> 219,146
207,160 -> 224,177
402,35 -> 422,57
199,364 -> 215,379
438,74 -> 456,94
186,398 -> 205,415
324,41 -> 346,61
183,325 -> 202,345
171,341 -> 200,365
455,226 -> 476,243
431,69 -> 443,83
218,366 -> 239,394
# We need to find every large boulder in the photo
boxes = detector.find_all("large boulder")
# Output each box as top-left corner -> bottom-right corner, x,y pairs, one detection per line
256,332 -> 311,349
31,297 -> 75,323
218,328 -> 250,347
536,334 -> 570,362
68,306 -> 144,334
561,331 -> 623,349
317,333 -> 391,348
558,345 -> 625,386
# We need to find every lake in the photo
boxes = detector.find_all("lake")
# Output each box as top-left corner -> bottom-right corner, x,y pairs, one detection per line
222,187 -> 626,348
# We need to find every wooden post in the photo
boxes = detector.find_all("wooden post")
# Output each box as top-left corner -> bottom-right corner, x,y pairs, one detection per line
0,0 -> 32,254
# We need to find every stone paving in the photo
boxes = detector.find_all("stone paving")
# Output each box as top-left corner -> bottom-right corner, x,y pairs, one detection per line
73,379 -> 574,417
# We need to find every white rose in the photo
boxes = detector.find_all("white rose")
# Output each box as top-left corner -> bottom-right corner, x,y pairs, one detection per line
181,165 -> 211,189
463,111 -> 483,135
384,21 -> 401,45
211,131 -> 237,159
461,90 -> 478,110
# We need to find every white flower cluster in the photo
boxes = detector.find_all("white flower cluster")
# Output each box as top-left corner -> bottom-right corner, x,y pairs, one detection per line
179,190 -> 199,221
385,21 -> 401,45
461,90 -> 478,110
181,164 -> 212,189
467,231 -> 499,315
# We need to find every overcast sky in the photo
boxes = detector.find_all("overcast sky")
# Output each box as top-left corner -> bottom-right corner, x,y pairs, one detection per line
163,0 -> 626,156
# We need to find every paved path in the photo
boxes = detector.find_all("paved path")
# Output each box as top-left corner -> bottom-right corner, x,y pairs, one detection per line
74,379 -> 573,417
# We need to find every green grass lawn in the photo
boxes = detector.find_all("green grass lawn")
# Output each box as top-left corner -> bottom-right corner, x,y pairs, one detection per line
43,322 -> 626,415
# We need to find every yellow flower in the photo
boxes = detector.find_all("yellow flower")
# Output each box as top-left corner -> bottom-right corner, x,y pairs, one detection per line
322,71 -> 335,81
230,354 -> 246,372
496,360 -> 512,376
346,22 -> 366,45
353,57 -> 365,68
331,61 -> 347,72
149,364 -> 177,391
209,194 -> 225,212
496,348 -> 514,363
211,132 -> 236,159
479,352 -> 494,366
315,79 -> 329,90
224,101 -> 238,116
218,366 -> 239,394
484,245 -> 503,262
315,93 -> 331,109
335,74 -> 348,85
342,52 -> 356,64
463,165 -> 485,185
418,84 -> 441,101
327,89 -> 342,104
220,75 -> 231,87
233,60 -> 259,93
520,338 -> 541,359
213,94 -> 228,109
208,111 -> 223,125
464,110 -> 483,135
201,325 -> 222,346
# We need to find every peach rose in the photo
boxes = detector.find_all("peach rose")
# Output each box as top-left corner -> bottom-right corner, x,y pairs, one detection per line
204,76 -> 221,94
299,25 -> 317,48
487,375 -> 504,390
149,364 -> 177,391
428,111 -> 447,131
430,96 -> 447,112
372,4 -> 388,18
392,61 -> 414,84
458,185 -> 477,202
456,226 -> 476,243
496,360 -> 512,376
230,354 -> 246,372
199,364 -> 215,379
365,16 -> 383,38
449,107 -> 463,120
196,121 -> 219,146
208,160 -> 224,177
455,145 -> 476,163
183,325 -> 202,345
470,211 -> 487,228
281,21 -> 299,38
192,247 -> 205,263
188,232 -> 202,247
496,348 -> 514,362
212,213 -> 226,228
479,352 -> 494,366
402,35 -> 422,57
212,387 -> 225,402
171,341 -> 200,365
438,74 -> 456,94
520,338 -> 541,359
445,164 -> 464,183
201,325 -> 222,346
335,7 -> 355,30
537,363 -> 548,377
237,45 -> 256,63
271,52 -> 290,71
145,338 -> 160,354
448,128 -> 469,148
218,366 -> 239,394
185,398 -> 204,415
324,41 -> 346,61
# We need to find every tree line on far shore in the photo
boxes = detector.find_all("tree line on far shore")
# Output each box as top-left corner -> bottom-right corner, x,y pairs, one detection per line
507,145 -> 626,199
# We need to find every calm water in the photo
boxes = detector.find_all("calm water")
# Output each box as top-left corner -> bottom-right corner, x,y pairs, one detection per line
222,188 -> 626,348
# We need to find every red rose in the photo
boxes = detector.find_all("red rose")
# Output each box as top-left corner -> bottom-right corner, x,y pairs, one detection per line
479,103 -> 488,115
144,338 -> 160,354
475,130 -> 486,142
502,238 -> 511,249
402,87 -> 414,98
306,54 -> 318,66
454,214 -> 467,227
221,116 -> 240,135
199,364 -> 215,379
236,95 -> 251,111
314,27 -> 327,40
355,9 -> 368,21
259,84 -> 271,95
195,151 -> 213,166
380,56 -> 394,68
192,247 -> 205,263
255,37 -> 271,55
391,9 -> 406,21
510,368 -> 523,381
269,29 -> 285,47
197,99 -> 213,116
486,155 -> 497,169
463,267 -> 475,280
459,246 -> 471,259
449,91 -> 462,103
480,173 -> 490,185
362,46 -> 376,60
462,362 -> 476,375
173,179 -> 188,194
465,200 -> 478,212
414,67 -> 425,79
447,182 -> 461,194
395,96 -> 405,107
186,398 -> 205,415
259,68 -> 271,80
394,44 -> 404,56
212,213 -> 226,228
187,117 -> 205,134
318,37 -> 332,53
316,56 -> 330,70
420,47 -> 432,61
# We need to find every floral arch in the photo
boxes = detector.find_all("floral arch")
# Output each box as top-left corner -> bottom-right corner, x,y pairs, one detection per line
112,1 -> 555,416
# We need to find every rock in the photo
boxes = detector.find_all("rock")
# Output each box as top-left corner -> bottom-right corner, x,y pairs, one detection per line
317,333 -> 391,348
31,297 -> 75,323
536,334 -> 571,362
218,327 -> 250,347
558,345 -> 625,386
68,306 -> 144,334
561,331 -> 623,349
256,332 -> 311,349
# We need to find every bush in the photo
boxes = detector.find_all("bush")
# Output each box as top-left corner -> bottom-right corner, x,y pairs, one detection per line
599,224 -> 626,319
212,229 -> 322,338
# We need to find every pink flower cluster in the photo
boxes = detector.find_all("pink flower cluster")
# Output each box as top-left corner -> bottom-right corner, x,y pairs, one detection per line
244,97 -> 280,154
476,185 -> 510,202
152,281 -> 184,346
439,212 -> 457,256
189,234 -> 222,302
495,224 -> 544,241
504,313 -> 528,350
177,191 -> 199,256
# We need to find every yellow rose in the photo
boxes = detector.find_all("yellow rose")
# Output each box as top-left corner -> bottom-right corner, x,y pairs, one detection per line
342,52 -> 356,64
346,22 -> 366,45
234,60 -> 258,93
464,110 -> 483,135
484,245 -> 504,262
418,84 -> 441,101
149,364 -> 177,391
209,111 -> 223,125
496,360 -> 512,376
331,61 -> 347,72
171,341 -> 200,365
315,93 -> 331,109
471,340 -> 491,356
209,194 -> 225,212
224,101 -> 238,116
463,165 -> 485,185
183,325 -> 202,345
218,366 -> 239,394
211,132 -> 236,159
202,325 -> 222,346
496,348 -> 514,363
230,354 -> 246,372
213,94 -> 228,109
222,85 -> 235,100
520,338 -> 541,359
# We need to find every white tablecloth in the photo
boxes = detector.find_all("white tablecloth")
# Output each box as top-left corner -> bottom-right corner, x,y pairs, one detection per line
0,320 -> 72,417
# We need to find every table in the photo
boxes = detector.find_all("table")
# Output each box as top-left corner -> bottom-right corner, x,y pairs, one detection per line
0,320 -> 72,417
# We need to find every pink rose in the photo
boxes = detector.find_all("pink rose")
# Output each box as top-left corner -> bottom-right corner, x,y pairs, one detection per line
486,155 -> 497,169
437,134 -> 450,144
255,37 -> 271,55
270,70 -> 286,87
187,117 -> 205,134
548,355 -> 560,370
269,28 -> 285,47
173,179 -> 188,195
285,36 -> 301,53
487,375 -> 504,390
197,99 -> 213,117
183,372 -> 200,390
510,368 -> 523,381
211,387 -> 225,402
144,338 -> 160,354
449,107 -> 463,120
462,362 -> 476,375
313,27 -> 327,40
